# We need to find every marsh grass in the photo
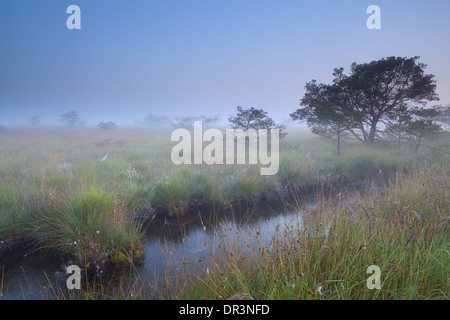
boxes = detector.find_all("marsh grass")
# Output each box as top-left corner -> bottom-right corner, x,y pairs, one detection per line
166,164 -> 449,300
8,163 -> 448,300
28,187 -> 143,266
0,128 -> 447,299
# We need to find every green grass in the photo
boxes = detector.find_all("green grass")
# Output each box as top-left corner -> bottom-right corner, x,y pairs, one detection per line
27,186 -> 143,266
0,127 -> 448,292
166,164 -> 449,300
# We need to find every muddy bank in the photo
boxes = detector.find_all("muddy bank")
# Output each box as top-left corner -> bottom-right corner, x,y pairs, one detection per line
0,237 -> 35,262
136,181 -> 340,224
0,235 -> 145,282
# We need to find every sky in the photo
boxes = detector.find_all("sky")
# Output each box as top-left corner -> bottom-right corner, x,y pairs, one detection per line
1,0 -> 449,127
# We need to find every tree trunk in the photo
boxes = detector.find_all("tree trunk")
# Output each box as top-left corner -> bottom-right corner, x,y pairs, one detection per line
368,119 -> 379,147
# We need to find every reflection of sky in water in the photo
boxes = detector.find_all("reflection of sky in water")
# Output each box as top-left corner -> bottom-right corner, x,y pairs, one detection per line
137,209 -> 305,290
1,253 -> 62,300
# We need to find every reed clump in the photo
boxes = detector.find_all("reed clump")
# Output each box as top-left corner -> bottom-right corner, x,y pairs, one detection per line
27,187 -> 143,271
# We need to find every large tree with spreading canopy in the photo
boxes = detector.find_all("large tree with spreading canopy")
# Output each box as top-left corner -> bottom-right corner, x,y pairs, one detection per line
292,56 -> 439,147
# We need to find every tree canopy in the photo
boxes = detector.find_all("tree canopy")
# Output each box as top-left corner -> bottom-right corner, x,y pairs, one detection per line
98,121 -> 118,130
60,111 -> 82,127
290,80 -> 361,155
172,115 -> 219,129
229,106 -> 287,137
291,56 -> 440,150
143,114 -> 172,127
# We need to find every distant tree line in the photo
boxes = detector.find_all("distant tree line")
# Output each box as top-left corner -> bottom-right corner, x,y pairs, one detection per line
98,121 -> 117,130
23,56 -> 448,157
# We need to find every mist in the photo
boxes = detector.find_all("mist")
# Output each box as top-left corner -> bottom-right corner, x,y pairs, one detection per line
1,1 -> 450,129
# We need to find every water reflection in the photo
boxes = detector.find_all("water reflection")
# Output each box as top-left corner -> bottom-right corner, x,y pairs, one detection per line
2,186 -> 359,300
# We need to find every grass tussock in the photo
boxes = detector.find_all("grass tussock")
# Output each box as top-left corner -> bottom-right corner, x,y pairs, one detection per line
29,187 -> 143,266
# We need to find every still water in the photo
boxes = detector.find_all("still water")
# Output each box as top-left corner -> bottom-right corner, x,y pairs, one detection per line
1,189 -> 351,300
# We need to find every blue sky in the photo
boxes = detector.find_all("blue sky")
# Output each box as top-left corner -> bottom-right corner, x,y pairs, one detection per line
1,0 -> 449,126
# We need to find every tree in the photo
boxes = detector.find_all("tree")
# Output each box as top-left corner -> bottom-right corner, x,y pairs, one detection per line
299,57 -> 439,146
384,104 -> 444,152
60,111 -> 82,127
409,104 -> 450,130
172,115 -> 219,129
437,104 -> 450,128
28,115 -> 41,126
97,121 -> 117,130
404,119 -> 442,153
229,106 -> 287,138
290,80 -> 361,155
383,104 -> 412,150
143,114 -> 172,127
